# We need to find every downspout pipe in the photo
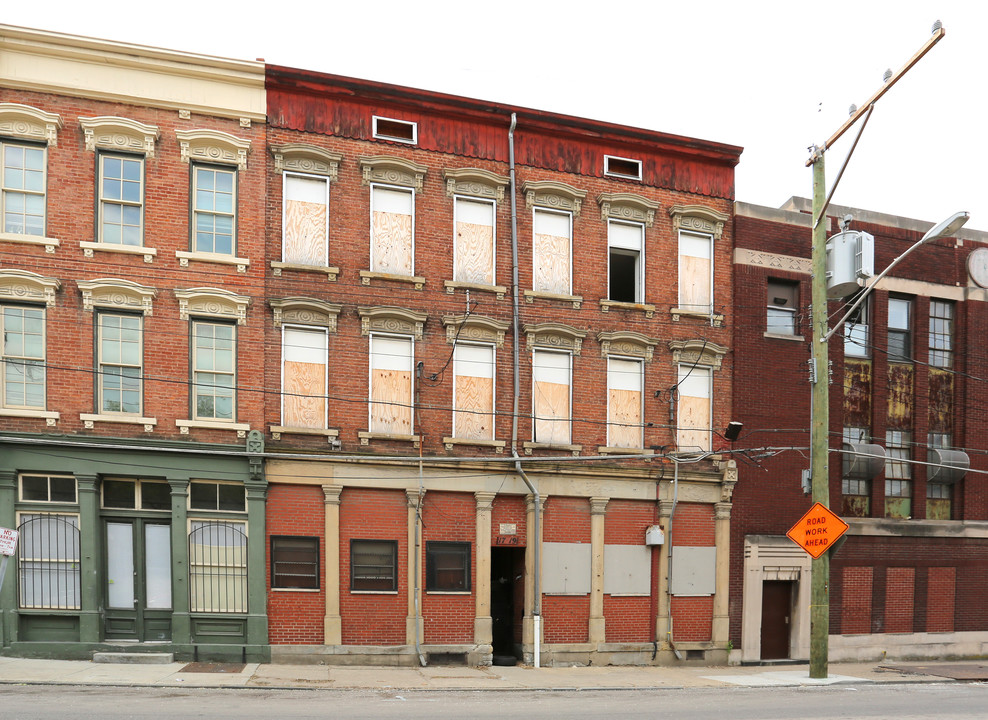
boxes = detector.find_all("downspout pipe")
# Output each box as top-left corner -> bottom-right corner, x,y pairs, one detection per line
414,362 -> 426,666
666,458 -> 683,661
508,112 -> 542,669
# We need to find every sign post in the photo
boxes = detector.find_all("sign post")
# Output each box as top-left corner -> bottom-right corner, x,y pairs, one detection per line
0,526 -> 19,593
786,503 -> 848,559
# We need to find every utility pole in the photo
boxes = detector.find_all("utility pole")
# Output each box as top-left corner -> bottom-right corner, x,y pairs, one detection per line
805,23 -> 945,679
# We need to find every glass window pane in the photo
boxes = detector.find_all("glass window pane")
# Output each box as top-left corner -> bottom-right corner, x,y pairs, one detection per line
217,484 -> 245,512
103,479 -> 136,508
145,524 -> 172,609
189,482 -> 217,509
141,482 -> 171,511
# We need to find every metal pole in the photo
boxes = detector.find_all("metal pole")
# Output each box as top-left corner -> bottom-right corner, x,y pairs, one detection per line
809,153 -> 830,679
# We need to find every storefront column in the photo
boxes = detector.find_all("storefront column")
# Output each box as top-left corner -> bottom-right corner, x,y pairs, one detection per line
655,499 -> 675,644
713,501 -> 732,645
322,484 -> 342,645
522,494 -> 545,652
589,497 -> 609,643
168,478 -> 190,645
76,474 -> 101,644
245,476 -> 268,655
405,488 -> 424,645
0,469 -> 17,647
474,492 -> 495,646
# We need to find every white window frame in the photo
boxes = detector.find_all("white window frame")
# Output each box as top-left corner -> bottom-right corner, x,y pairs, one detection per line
607,219 -> 644,303
606,355 -> 644,449
452,341 -> 495,441
1,140 -> 47,238
929,299 -> 953,368
603,155 -> 642,181
676,363 -> 712,452
97,312 -> 143,416
677,230 -> 714,316
372,116 -> 417,145
370,183 -> 416,276
281,324 -> 329,429
453,195 -> 496,286
192,320 -> 237,422
281,171 -> 330,266
98,152 -> 144,247
1,304 -> 46,410
192,164 -> 237,256
767,279 -> 799,336
888,297 -> 912,362
532,207 -> 573,295
368,333 -> 414,435
532,348 -> 572,445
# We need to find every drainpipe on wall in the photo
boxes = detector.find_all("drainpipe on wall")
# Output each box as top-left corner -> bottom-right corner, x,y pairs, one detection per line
414,362 -> 427,667
666,459 -> 683,661
508,112 -> 542,669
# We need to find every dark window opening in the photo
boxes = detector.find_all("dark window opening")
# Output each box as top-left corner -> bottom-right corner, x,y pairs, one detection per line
426,541 -> 471,592
271,536 -> 320,589
190,481 -> 246,512
609,249 -> 639,302
604,156 -> 642,180
351,539 -> 397,591
373,117 -> 416,144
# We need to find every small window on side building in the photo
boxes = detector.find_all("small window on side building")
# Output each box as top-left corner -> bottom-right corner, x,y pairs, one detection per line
766,279 -> 798,335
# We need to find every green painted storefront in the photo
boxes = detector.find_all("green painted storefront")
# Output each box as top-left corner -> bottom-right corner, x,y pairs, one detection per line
0,432 -> 269,662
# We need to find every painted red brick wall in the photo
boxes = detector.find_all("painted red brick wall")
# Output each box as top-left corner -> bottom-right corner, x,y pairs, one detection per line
841,567 -> 874,634
421,491 -> 475,644
266,484 -> 326,644
884,567 -> 915,634
604,499 -> 655,643
926,567 -> 956,632
339,487 -> 408,644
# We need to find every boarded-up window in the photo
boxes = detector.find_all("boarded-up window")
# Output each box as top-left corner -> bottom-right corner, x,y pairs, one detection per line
607,357 -> 643,448
679,231 -> 712,313
369,335 -> 413,435
608,220 -> 643,303
454,197 -> 495,285
677,364 -> 711,452
371,186 -> 413,275
282,173 -> 329,266
533,349 -> 571,444
453,343 -> 494,440
282,326 -> 327,429
533,208 -> 571,294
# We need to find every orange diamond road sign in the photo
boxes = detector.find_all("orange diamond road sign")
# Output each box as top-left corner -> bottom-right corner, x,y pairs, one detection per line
786,502 -> 849,559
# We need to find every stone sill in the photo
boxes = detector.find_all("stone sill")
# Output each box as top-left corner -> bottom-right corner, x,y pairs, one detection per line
764,332 -> 805,342
426,591 -> 471,596
176,419 -> 250,438
0,408 -> 59,419
270,426 -> 340,441
358,431 -> 421,447
444,280 -> 506,299
670,307 -> 724,326
597,446 -> 654,456
271,261 -> 339,280
80,241 -> 156,263
524,290 -> 582,309
523,441 -> 582,456
271,588 -> 321,593
442,437 -> 505,452
80,413 -> 156,432
176,250 -> 249,273
349,590 -> 399,595
599,299 -> 655,317
359,270 -> 425,289
0,232 -> 59,252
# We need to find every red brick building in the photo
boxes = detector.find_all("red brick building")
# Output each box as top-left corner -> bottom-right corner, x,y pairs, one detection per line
260,66 -> 743,665
731,199 -> 988,663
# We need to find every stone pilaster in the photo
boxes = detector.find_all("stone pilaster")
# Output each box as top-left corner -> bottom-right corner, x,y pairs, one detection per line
474,491 -> 496,645
322,484 -> 343,645
589,497 -> 609,643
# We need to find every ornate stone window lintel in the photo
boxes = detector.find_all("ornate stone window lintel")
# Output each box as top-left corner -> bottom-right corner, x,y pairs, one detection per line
0,269 -> 60,307
524,322 -> 587,356
669,204 -> 730,240
359,155 -> 428,193
443,314 -> 510,348
597,331 -> 659,362
176,128 -> 251,171
271,144 -> 342,181
443,168 -> 509,202
358,306 -> 428,340
270,297 -> 342,331
668,339 -> 728,371
521,180 -> 587,217
0,103 -> 63,146
77,278 -> 156,315
597,192 -> 660,228
174,287 -> 250,325
79,116 -> 160,157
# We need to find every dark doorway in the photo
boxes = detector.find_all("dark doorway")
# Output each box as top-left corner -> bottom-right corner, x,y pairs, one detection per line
491,546 -> 525,663
760,580 -> 793,660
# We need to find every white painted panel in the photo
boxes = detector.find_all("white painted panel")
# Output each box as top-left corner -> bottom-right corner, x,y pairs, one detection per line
678,365 -> 711,399
608,357 -> 642,392
284,327 -> 327,364
534,208 -> 570,237
542,541 -> 591,595
533,349 -> 570,384
285,174 -> 327,204
680,231 -> 711,259
371,336 -> 412,371
609,220 -> 643,251
454,343 -> 494,379
373,186 -> 413,215
456,197 -> 494,226
604,544 -> 652,595
670,546 -> 717,596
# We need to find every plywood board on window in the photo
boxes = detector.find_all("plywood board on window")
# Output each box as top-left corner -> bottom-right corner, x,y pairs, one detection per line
454,375 -> 493,440
680,254 -> 710,311
533,232 -> 570,294
371,368 -> 412,434
678,393 -> 710,451
284,199 -> 327,265
284,360 -> 326,428
455,221 -> 494,284
608,388 -> 641,448
372,211 -> 413,275
534,380 -> 570,444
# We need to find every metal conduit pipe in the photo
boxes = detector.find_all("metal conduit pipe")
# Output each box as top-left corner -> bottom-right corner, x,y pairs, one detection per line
666,458 -> 683,661
508,112 -> 542,669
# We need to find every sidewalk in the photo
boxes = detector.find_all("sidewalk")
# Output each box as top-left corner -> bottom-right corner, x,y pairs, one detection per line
1,655 -> 981,691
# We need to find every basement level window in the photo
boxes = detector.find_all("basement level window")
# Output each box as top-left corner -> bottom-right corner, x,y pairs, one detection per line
373,116 -> 417,144
604,155 -> 642,180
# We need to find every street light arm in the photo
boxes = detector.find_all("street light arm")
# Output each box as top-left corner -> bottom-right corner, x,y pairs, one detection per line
821,210 -> 970,342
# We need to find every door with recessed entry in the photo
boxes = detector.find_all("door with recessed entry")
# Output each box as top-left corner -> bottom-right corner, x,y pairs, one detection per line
760,580 -> 793,660
104,520 -> 172,641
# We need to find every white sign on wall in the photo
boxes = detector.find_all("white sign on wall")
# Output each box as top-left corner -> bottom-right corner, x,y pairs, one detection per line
0,527 -> 18,556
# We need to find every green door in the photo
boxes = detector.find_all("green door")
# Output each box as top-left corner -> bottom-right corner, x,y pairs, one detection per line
104,520 -> 172,641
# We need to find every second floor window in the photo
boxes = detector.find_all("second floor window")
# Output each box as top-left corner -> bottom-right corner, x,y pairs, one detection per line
193,166 -> 236,255
608,220 -> 644,303
369,334 -> 413,435
887,297 -> 912,362
193,321 -> 236,421
452,343 -> 494,441
282,173 -> 329,266
371,185 -> 414,276
2,305 -> 45,410
98,313 -> 142,415
532,349 -> 571,444
767,279 -> 798,335
282,326 -> 328,429
678,231 -> 713,315
676,364 -> 711,452
453,197 -> 495,285
1,141 -> 46,237
532,208 -> 572,295
607,357 -> 643,449
99,154 -> 143,246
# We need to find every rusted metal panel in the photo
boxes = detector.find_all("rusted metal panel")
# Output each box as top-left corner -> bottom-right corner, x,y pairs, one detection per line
885,497 -> 911,520
843,359 -> 872,427
842,494 -> 871,517
927,498 -> 951,521
886,363 -> 914,429
928,368 -> 954,434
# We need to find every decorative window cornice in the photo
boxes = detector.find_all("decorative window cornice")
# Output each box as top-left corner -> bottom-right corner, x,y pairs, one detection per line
77,278 -> 156,315
175,128 -> 251,170
0,269 -> 60,307
79,116 -> 160,157
524,322 -> 587,355
271,143 -> 343,180
669,204 -> 730,240
358,306 -> 428,339
174,287 -> 250,324
443,168 -> 509,202
668,339 -> 728,371
359,155 -> 428,193
597,192 -> 660,228
443,314 -> 510,348
0,103 -> 62,146
270,297 -> 342,331
597,331 -> 659,362
522,180 -> 587,217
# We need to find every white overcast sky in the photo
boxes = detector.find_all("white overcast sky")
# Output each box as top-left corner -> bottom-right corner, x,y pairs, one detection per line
6,1 -> 986,231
